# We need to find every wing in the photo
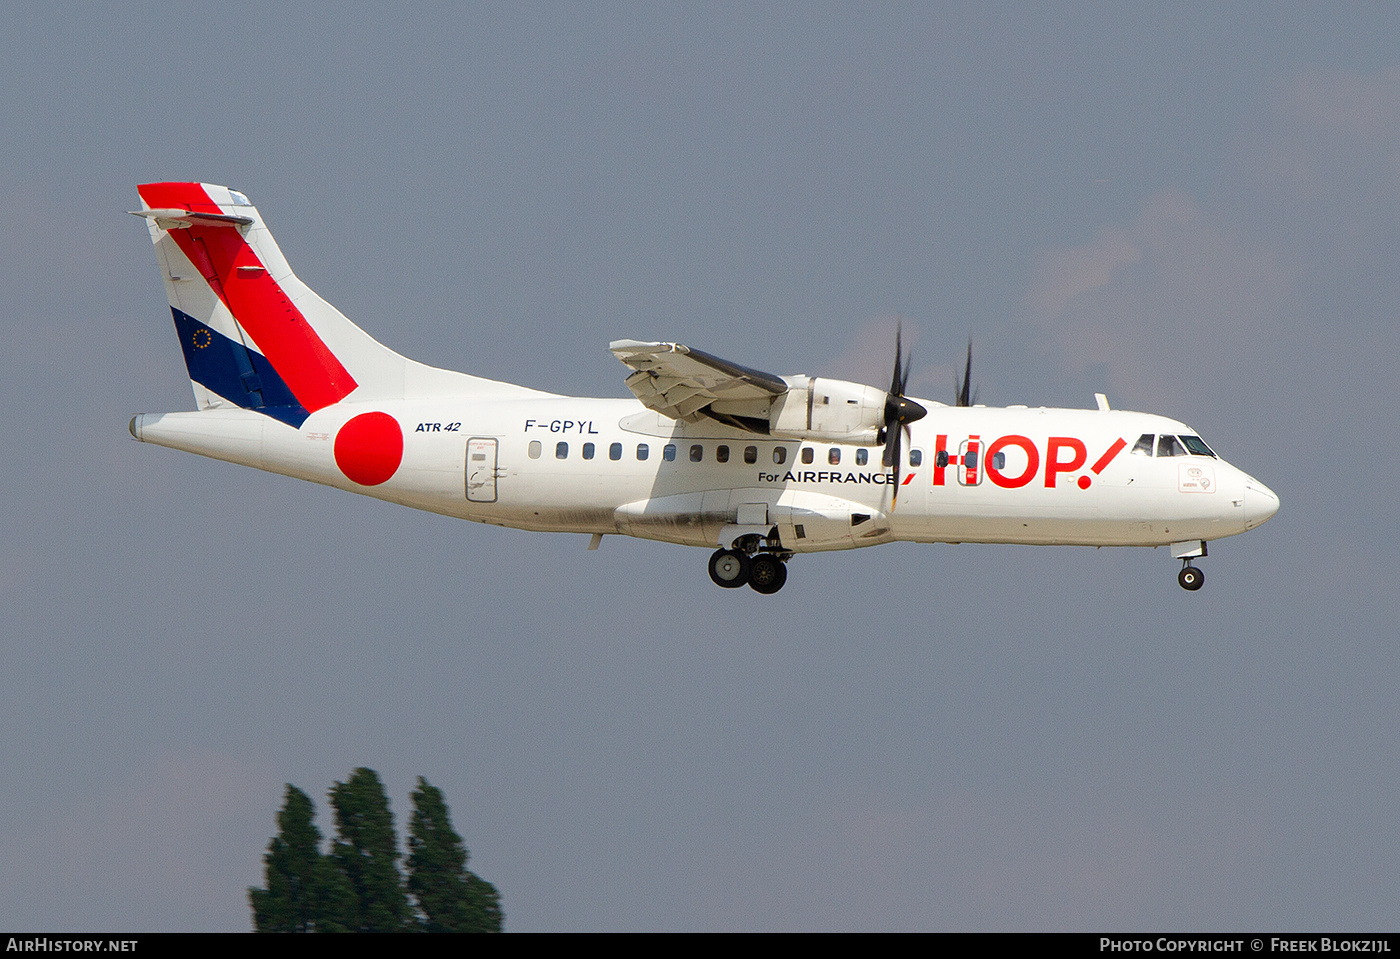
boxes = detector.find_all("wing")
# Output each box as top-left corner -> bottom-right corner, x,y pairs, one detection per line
610,340 -> 789,427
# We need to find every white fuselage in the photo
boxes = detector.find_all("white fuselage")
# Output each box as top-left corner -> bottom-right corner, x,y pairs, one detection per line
131,393 -> 1279,555
127,181 -> 1280,591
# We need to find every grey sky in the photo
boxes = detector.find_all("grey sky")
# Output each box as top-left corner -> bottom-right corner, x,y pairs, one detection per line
2,2 -> 1397,931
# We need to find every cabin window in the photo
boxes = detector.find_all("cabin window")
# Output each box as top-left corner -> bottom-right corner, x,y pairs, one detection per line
801,447 -> 814,465
936,450 -> 949,468
909,449 -> 923,467
773,447 -> 788,465
609,442 -> 623,461
528,440 -> 542,459
582,442 -> 595,460
1157,434 -> 1185,458
690,444 -> 704,462
636,443 -> 649,461
716,445 -> 730,463
856,449 -> 868,466
555,442 -> 568,459
744,446 -> 757,464
663,444 -> 677,462
1132,434 -> 1154,456
828,448 -> 841,465
993,451 -> 1006,470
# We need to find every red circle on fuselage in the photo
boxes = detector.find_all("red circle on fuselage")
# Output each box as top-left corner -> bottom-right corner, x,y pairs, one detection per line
334,412 -> 403,486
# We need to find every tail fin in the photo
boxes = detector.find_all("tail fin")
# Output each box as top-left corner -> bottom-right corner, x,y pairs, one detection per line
134,182 -> 539,427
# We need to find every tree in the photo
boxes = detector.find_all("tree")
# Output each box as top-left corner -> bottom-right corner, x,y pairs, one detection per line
406,777 -> 504,932
249,769 -> 504,932
328,767 -> 416,932
248,785 -> 354,933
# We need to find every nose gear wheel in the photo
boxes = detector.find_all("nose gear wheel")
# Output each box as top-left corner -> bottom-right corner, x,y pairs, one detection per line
1178,563 -> 1204,591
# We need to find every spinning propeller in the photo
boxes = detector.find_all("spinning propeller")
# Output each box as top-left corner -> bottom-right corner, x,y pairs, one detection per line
954,339 -> 978,407
881,323 -> 927,508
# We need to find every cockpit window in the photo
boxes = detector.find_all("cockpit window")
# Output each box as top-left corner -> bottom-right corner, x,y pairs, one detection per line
1179,435 -> 1217,458
1131,434 -> 1154,456
1157,434 -> 1185,457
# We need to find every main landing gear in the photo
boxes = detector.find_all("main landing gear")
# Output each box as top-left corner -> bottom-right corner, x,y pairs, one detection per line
708,545 -> 791,594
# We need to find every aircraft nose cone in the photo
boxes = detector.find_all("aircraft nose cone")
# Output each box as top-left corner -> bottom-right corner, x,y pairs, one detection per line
1244,480 -> 1280,529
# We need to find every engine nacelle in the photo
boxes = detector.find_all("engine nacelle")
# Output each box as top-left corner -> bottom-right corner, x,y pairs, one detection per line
770,375 -> 886,445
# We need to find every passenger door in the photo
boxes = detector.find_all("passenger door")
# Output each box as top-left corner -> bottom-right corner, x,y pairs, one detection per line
466,437 -> 498,503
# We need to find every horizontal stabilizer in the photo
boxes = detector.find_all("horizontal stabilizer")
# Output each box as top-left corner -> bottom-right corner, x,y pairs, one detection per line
129,208 -> 254,230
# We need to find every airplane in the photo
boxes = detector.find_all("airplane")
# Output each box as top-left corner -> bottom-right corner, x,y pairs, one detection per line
127,182 -> 1279,594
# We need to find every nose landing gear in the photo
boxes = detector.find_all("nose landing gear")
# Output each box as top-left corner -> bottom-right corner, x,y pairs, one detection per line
1178,561 -> 1204,591
1171,540 -> 1207,591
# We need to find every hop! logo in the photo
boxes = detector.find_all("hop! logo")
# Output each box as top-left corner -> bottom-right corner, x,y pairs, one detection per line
931,434 -> 1127,490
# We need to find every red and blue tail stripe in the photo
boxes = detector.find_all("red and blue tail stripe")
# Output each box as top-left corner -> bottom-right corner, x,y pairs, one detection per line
138,182 -> 358,421
171,307 -> 309,427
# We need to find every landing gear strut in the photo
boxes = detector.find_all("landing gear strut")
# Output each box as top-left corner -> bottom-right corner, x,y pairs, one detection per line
707,546 -> 791,594
1178,562 -> 1204,591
